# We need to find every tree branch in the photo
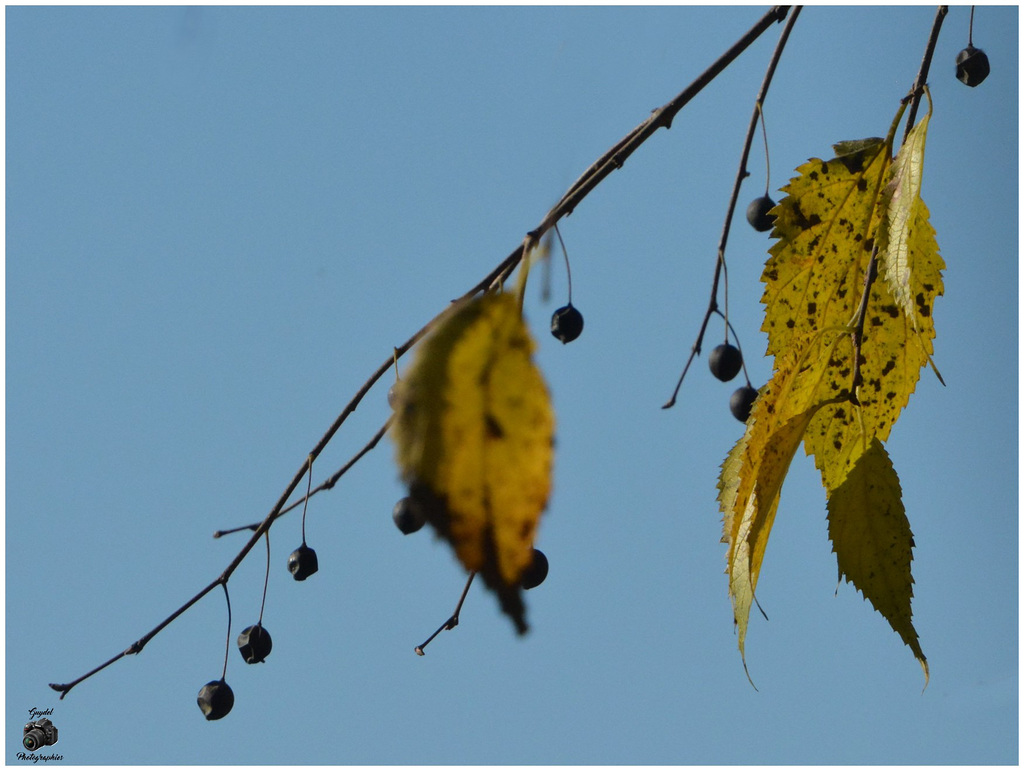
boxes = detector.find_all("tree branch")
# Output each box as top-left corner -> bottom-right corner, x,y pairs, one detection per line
49,5 -> 792,698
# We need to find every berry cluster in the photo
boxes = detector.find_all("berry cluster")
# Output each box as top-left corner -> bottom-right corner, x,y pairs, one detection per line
196,476 -> 324,720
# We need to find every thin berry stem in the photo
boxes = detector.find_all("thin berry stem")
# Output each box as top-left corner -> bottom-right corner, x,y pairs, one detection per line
300,456 -> 314,546
968,5 -> 975,46
553,223 -> 574,305
258,531 -> 270,625
757,102 -> 772,196
723,314 -> 753,386
220,582 -> 231,681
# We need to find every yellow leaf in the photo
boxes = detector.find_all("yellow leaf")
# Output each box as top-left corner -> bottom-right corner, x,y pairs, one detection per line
762,137 -> 888,359
391,292 -> 554,633
735,104 -> 944,681
827,437 -> 928,684
877,99 -> 945,342
763,124 -> 943,474
719,345 -> 835,678
724,408 -> 816,680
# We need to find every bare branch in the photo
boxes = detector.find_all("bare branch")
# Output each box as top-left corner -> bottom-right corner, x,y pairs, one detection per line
49,6 -> 794,697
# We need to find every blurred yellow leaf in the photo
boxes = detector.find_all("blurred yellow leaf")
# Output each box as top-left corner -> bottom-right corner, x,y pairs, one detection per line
391,291 -> 554,633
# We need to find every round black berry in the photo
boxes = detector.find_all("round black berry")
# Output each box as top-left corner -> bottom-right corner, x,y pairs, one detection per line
730,385 -> 759,423
746,195 -> 776,232
956,44 -> 990,87
551,303 -> 584,344
197,679 -> 234,721
521,548 -> 549,590
237,623 -> 273,664
709,344 -> 743,382
392,496 -> 426,535
287,544 -> 318,581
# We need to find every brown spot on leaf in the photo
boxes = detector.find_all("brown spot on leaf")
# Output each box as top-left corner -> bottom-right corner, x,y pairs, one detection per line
485,414 -> 504,439
916,293 -> 931,317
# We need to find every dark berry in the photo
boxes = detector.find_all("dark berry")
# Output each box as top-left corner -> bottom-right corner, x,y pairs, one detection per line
551,303 -> 584,344
392,496 -> 426,535
746,195 -> 776,232
709,343 -> 743,382
237,624 -> 273,664
287,544 -> 318,581
956,45 -> 990,87
521,548 -> 549,590
197,679 -> 234,721
730,385 -> 759,423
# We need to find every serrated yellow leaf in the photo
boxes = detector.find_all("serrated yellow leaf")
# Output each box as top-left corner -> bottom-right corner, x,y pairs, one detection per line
878,110 -> 929,325
762,137 -> 888,359
725,408 -> 816,679
763,124 -> 943,472
391,292 -> 554,634
877,100 -> 945,347
827,437 -> 928,684
732,104 -> 944,682
719,345 -> 836,678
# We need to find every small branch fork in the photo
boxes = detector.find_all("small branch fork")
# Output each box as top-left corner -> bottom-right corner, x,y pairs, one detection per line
414,572 -> 477,656
663,6 -> 802,409
49,7 -> 792,698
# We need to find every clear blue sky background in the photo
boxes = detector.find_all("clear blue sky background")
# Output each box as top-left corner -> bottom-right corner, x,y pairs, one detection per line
7,5 -> 1018,765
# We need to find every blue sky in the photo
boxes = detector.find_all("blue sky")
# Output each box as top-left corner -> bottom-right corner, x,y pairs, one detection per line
6,5 -> 1018,765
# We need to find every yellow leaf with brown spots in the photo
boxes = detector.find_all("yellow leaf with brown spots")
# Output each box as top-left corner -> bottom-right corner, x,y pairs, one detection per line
719,342 -> 840,680
721,103 -> 942,684
827,437 -> 928,684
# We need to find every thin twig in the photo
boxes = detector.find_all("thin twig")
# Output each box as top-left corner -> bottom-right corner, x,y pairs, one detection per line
664,6 -> 803,408
49,7 -> 791,699
414,572 -> 477,656
849,246 -> 879,403
849,6 -> 947,401
214,417 -> 393,538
